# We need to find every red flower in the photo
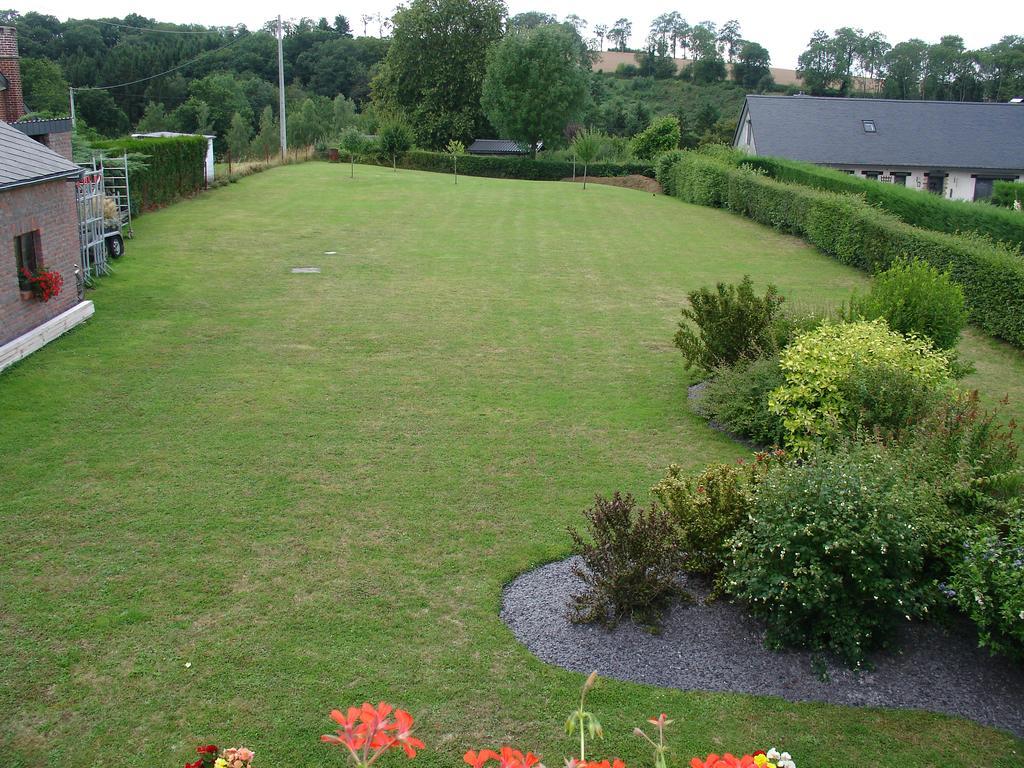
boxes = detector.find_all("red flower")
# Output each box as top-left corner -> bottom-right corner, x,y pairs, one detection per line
322,703 -> 423,764
392,708 -> 425,758
690,755 -> 755,768
465,747 -> 542,768
466,750 -> 500,768
197,746 -> 219,755
185,761 -> 203,768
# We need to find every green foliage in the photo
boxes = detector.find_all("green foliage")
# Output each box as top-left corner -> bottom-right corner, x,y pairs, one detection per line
570,129 -> 607,188
654,150 -> 687,196
725,445 -> 935,667
838,363 -> 946,439
769,320 -> 954,452
849,259 -> 968,350
742,154 -> 1024,249
568,492 -> 687,628
673,275 -> 784,371
629,116 -> 681,160
949,512 -> 1024,659
698,356 -> 786,446
226,111 -> 252,160
94,135 -> 207,212
377,116 -> 415,168
652,457 -> 779,576
372,0 -> 505,148
481,25 -> 590,159
20,56 -> 69,114
74,88 -> 130,137
732,42 -> 772,90
662,150 -> 1024,349
992,180 -> 1024,209
251,106 -> 280,160
382,149 -> 655,181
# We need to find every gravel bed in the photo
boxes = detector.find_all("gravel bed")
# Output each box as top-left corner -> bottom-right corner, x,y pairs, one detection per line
501,556 -> 1024,738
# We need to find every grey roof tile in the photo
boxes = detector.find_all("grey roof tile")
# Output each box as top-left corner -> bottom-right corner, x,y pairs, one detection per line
743,95 -> 1024,170
0,119 -> 81,190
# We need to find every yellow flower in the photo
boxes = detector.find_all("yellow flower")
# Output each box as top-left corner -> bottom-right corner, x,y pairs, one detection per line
215,759 -> 228,768
753,756 -> 767,767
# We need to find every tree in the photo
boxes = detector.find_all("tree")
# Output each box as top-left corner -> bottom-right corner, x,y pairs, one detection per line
565,14 -> 587,34
19,57 -> 68,115
378,115 -> 414,170
445,139 -> 466,183
508,12 -> 558,32
252,105 -> 280,160
334,15 -> 353,36
638,36 -> 676,78
372,0 -> 505,149
571,128 -> 605,189
797,30 -> 842,94
73,88 -> 130,137
174,97 -> 214,135
718,19 -> 742,62
733,41 -> 772,90
340,125 -> 367,177
630,116 -> 680,159
882,39 -> 927,98
332,95 -> 357,134
226,111 -> 252,161
135,101 -> 172,133
481,25 -> 590,159
593,24 -> 608,51
608,18 -> 632,51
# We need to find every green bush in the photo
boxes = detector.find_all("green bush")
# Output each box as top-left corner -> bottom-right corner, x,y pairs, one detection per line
630,116 -> 682,161
769,320 -> 954,452
849,259 -> 968,349
991,180 -> 1024,209
568,492 -> 687,628
697,356 -> 786,446
95,136 -> 207,213
741,154 -> 1024,249
384,149 -> 655,181
837,363 -> 945,440
725,446 -> 935,667
948,512 -> 1024,659
661,151 -> 1024,350
652,455 -> 781,577
674,275 -> 784,371
655,150 -> 687,196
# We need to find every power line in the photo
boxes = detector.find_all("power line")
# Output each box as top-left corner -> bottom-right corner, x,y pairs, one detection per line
74,34 -> 247,91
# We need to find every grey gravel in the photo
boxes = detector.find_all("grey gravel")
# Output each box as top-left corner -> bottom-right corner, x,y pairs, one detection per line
501,556 -> 1024,738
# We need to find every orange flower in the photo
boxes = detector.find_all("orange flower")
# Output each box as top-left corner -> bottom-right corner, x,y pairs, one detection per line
690,755 -> 755,768
465,746 -> 542,768
465,750 -> 500,768
321,703 -> 424,765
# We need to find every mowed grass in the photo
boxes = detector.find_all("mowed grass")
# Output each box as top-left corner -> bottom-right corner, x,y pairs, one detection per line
2,163 -> 1022,768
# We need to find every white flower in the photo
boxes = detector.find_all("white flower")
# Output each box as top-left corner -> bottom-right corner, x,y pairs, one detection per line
780,754 -> 791,762
766,749 -> 781,761
185,662 -> 192,668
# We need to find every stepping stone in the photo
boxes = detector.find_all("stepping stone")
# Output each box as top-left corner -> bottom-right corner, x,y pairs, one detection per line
291,267 -> 321,274
324,251 -> 337,255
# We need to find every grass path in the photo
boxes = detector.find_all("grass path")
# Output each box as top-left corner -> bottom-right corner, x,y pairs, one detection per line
2,163 -> 1022,767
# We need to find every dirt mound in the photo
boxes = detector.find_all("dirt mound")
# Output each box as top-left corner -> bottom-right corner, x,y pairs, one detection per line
561,174 -> 663,194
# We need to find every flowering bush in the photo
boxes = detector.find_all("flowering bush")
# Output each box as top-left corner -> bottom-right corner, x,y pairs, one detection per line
464,747 -> 543,768
321,702 -> 424,765
691,750 -> 794,768
184,745 -> 253,768
21,266 -> 64,302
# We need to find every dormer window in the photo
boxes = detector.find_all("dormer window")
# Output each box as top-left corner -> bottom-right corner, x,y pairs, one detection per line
862,120 -> 877,133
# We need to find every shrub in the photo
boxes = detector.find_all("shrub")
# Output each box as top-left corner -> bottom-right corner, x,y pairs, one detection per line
384,150 -> 655,181
661,151 -> 1024,349
849,259 -> 968,349
948,512 -> 1024,659
991,180 -> 1024,210
725,446 -> 934,667
655,150 -> 687,196
94,135 -> 207,212
837,362 -> 945,439
630,116 -> 682,161
769,320 -> 954,452
697,356 -> 786,446
674,276 -> 784,371
651,454 -> 781,577
568,492 -> 687,628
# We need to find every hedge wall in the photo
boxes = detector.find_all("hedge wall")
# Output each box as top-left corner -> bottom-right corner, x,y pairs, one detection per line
737,154 -> 1024,249
382,150 -> 656,181
94,136 -> 208,213
992,180 -> 1024,209
660,151 -> 1024,348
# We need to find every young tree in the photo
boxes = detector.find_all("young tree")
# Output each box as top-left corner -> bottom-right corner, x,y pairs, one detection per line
136,101 -> 172,133
372,0 -> 505,148
608,18 -> 632,51
378,115 -> 414,171
481,25 -> 590,159
340,126 -> 366,177
571,128 -> 605,189
446,139 -> 466,184
226,111 -> 252,162
252,105 -> 279,161
629,116 -> 680,160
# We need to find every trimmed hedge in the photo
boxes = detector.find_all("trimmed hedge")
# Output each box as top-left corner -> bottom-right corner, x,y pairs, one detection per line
992,180 -> 1024,209
94,136 -> 208,213
738,154 -> 1024,249
382,150 -> 656,181
661,151 -> 1024,348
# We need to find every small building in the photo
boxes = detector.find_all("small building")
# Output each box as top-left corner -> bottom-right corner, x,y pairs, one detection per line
132,131 -> 216,185
468,139 -> 541,156
1,26 -> 92,372
733,95 -> 1024,201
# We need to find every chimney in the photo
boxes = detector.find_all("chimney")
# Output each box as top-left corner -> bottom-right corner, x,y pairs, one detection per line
0,26 -> 25,124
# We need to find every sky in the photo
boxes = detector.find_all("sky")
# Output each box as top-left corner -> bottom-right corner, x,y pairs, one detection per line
16,0 -> 1024,68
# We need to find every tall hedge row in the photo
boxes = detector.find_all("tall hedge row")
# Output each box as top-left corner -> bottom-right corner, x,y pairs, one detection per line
383,150 -> 656,181
659,151 -> 1024,348
738,154 -> 1024,249
94,136 -> 207,213
993,180 -> 1024,209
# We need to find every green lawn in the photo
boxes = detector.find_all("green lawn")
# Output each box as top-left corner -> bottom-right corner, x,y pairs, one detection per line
2,163 -> 1022,768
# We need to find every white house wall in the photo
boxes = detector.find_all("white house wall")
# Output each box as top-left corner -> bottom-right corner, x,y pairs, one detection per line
824,165 -> 1022,202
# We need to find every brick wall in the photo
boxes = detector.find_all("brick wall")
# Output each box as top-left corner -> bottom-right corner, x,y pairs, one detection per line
47,129 -> 73,161
0,179 -> 81,346
0,26 -> 25,124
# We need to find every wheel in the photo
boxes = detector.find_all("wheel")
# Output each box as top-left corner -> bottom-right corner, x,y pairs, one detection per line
106,234 -> 125,259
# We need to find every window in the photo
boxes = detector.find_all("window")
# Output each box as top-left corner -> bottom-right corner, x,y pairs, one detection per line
890,173 -> 909,187
862,120 -> 877,132
14,231 -> 41,288
840,169 -> 855,175
863,170 -> 881,181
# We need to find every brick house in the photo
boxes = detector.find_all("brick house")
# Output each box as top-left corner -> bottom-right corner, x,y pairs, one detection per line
0,25 -> 93,372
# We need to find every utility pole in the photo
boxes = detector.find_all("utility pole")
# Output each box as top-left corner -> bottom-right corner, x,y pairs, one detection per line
277,15 -> 287,162
69,87 -> 76,129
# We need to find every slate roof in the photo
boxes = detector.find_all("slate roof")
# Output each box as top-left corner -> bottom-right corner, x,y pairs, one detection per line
0,119 -> 80,191
739,95 -> 1024,170
468,139 -> 540,155
12,117 -> 72,137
